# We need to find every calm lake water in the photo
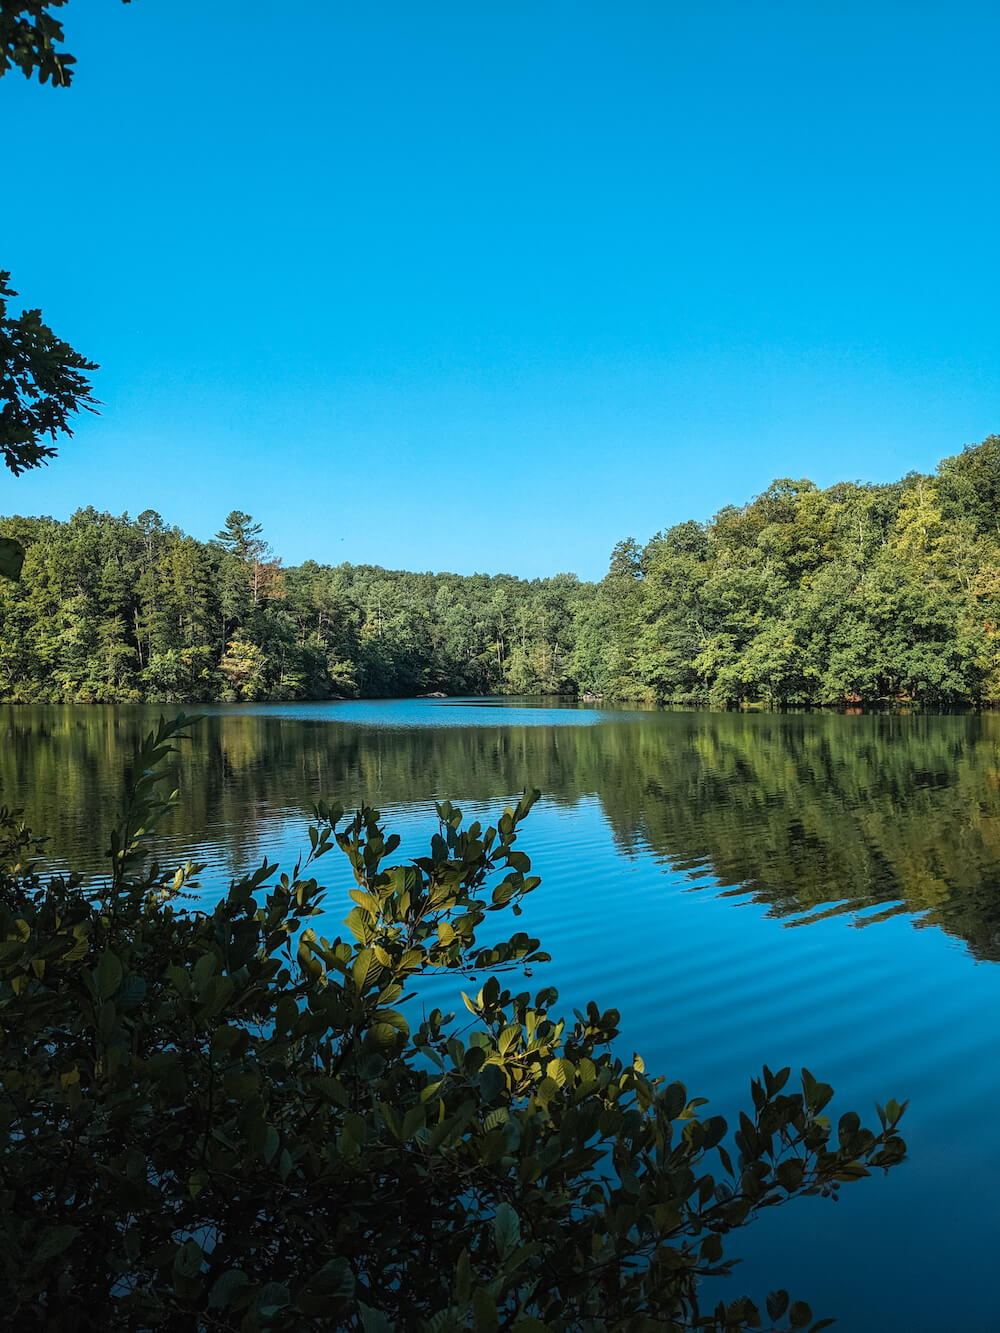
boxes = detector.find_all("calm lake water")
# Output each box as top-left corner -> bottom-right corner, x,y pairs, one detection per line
4,698 -> 1000,1330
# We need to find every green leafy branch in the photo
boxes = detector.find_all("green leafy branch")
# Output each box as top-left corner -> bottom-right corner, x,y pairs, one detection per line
0,717 -> 908,1330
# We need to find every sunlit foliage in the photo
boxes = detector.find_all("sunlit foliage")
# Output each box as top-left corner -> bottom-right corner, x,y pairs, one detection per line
2,436 -> 999,703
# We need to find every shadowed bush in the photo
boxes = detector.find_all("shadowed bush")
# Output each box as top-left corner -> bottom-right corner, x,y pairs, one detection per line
0,716 -> 907,1330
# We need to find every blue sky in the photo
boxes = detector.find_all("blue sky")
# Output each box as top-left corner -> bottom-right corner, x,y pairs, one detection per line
2,0 -> 998,579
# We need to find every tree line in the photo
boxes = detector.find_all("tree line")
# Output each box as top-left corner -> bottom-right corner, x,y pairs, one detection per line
1,434 -> 999,705
583,435 -> 1000,706
0,507 -> 587,702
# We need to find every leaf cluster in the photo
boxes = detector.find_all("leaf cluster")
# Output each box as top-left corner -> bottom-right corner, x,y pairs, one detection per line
0,270 -> 98,479
0,1 -> 130,87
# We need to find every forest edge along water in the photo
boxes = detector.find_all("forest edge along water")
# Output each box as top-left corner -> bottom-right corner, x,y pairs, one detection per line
4,435 -> 1000,709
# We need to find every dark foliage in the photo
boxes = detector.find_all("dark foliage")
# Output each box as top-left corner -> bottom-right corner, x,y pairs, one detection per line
0,0 -> 130,87
0,270 -> 98,478
0,717 -> 907,1329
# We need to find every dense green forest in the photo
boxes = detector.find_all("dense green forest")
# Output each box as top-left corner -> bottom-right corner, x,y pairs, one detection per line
2,434 -> 998,705
0,508 -> 588,701
590,434 -> 1000,707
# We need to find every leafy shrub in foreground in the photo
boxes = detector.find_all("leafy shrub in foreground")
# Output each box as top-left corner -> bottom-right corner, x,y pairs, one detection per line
0,716 -> 907,1330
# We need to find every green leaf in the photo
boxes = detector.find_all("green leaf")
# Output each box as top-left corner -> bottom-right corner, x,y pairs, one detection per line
766,1290 -> 790,1320
885,1097 -> 908,1126
350,888 -> 380,916
497,1024 -> 520,1054
545,1058 -> 567,1087
834,1161 -> 871,1181
344,906 -> 372,943
472,1285 -> 500,1331
801,1068 -> 833,1113
263,1124 -> 279,1164
34,1225 -> 79,1264
95,950 -> 123,998
478,1062 -> 505,1100
700,1231 -> 723,1263
208,1269 -> 249,1308
662,1081 -> 686,1119
353,947 -> 377,992
358,1303 -> 392,1333
61,932 -> 90,963
298,1257 -> 354,1314
455,1247 -> 472,1305
254,1280 -> 290,1313
173,1239 -> 203,1278
192,950 -> 217,990
373,1008 -> 410,1040
118,974 -> 147,1010
789,1301 -> 813,1329
494,1201 -> 520,1259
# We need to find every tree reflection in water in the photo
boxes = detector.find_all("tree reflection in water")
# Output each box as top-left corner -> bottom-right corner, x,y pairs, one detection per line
3,703 -> 1000,960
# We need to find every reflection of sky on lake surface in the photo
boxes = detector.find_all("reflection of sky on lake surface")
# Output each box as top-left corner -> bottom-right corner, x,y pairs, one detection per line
190,696 -> 652,729
4,698 -> 1000,1330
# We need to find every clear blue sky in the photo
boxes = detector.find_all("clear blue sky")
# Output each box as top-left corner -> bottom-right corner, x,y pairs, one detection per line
3,0 -> 998,579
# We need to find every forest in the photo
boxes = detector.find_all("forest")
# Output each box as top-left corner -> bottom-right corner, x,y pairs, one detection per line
1,434 -> 998,706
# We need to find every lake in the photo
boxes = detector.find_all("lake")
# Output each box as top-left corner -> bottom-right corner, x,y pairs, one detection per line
4,698 -> 999,1330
